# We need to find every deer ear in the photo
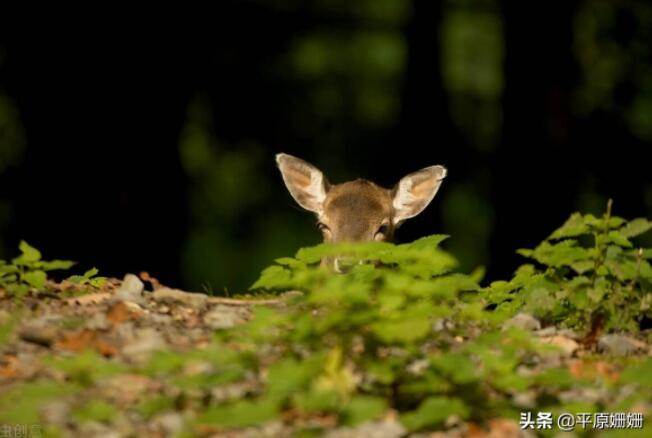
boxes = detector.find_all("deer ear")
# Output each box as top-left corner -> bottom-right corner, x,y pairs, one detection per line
276,153 -> 330,214
392,165 -> 447,224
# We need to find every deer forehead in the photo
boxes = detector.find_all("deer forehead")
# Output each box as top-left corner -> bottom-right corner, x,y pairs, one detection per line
321,180 -> 393,226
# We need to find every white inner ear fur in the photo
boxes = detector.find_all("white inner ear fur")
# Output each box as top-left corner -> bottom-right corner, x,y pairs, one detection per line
303,168 -> 326,215
276,153 -> 328,215
393,165 -> 447,223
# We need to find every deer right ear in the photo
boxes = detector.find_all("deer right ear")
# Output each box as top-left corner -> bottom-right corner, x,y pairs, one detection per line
276,153 -> 329,214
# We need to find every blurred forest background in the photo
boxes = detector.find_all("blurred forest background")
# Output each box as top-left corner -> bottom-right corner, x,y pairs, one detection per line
0,0 -> 651,293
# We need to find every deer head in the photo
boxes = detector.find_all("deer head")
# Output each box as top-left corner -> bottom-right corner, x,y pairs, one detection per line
276,153 -> 447,270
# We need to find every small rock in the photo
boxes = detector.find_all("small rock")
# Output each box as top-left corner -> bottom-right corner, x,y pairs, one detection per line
598,334 -> 646,356
183,360 -> 214,376
151,288 -> 208,310
539,335 -> 579,356
557,328 -> 580,340
406,359 -> 430,376
513,391 -> 537,409
433,318 -> 455,332
151,412 -> 184,436
77,421 -> 121,438
18,324 -> 58,347
122,328 -> 166,361
86,313 -> 111,331
40,400 -> 71,426
100,374 -> 158,404
204,305 -> 247,330
503,313 -> 541,331
324,420 -> 406,438
534,326 -> 556,337
240,421 -> 289,438
559,387 -> 607,404
211,382 -> 254,403
114,274 -> 146,305
148,314 -> 173,325
119,273 -> 144,294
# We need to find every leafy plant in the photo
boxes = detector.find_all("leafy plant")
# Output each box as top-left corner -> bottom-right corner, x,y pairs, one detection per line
66,267 -> 107,287
1,207 -> 651,436
484,201 -> 652,333
188,236 -> 551,433
0,241 -> 108,297
0,240 -> 75,297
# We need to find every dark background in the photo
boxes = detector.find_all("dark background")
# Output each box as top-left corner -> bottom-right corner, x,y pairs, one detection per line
0,1 -> 651,293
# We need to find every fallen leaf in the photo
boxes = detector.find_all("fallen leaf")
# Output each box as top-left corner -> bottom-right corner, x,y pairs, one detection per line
0,355 -> 19,379
107,301 -> 135,325
94,338 -> 119,357
55,329 -> 97,352
569,359 -> 619,382
139,271 -> 162,290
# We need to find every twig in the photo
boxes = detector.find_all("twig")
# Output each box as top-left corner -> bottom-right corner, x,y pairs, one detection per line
207,297 -> 283,306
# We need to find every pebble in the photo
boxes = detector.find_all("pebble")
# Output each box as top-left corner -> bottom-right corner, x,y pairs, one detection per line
114,274 -> 146,305
151,288 -> 208,310
503,313 -> 541,331
18,323 -> 58,347
151,412 -> 184,436
324,420 -> 406,438
86,313 -> 111,331
539,335 -> 579,356
122,328 -> 166,361
204,305 -> 247,330
598,334 -> 646,356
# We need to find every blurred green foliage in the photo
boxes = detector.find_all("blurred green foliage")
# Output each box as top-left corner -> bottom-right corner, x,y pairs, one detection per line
574,0 -> 652,140
179,98 -> 320,292
0,88 -> 25,260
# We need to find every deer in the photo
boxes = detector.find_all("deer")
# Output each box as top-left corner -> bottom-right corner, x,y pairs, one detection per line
276,153 -> 447,271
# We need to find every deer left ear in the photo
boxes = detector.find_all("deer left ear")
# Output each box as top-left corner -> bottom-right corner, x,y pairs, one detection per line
276,153 -> 330,214
392,165 -> 447,225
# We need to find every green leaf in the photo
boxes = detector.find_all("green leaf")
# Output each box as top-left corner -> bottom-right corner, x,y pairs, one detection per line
73,400 -> 118,423
13,240 -> 42,264
404,234 -> 449,250
341,396 -> 387,426
549,213 -> 589,239
136,396 -> 175,419
68,267 -> 103,285
266,357 -> 322,400
250,265 -> 292,290
606,231 -> 633,248
621,358 -> 652,387
0,264 -> 18,276
22,270 -> 47,289
400,397 -> 469,431
196,398 -> 279,428
83,267 -> 99,278
89,277 -> 108,287
0,382 -> 79,424
524,240 -> 592,267
370,315 -> 431,344
431,353 -> 478,384
41,260 -> 76,271
621,218 -> 652,238
293,389 -> 339,413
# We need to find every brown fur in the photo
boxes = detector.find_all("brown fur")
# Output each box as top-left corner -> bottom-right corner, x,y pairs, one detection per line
321,180 -> 394,242
276,153 -> 446,248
